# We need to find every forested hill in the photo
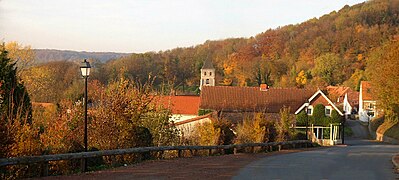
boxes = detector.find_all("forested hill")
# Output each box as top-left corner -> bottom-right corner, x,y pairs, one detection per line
34,49 -> 130,63
98,0 -> 398,92
26,0 -> 399,102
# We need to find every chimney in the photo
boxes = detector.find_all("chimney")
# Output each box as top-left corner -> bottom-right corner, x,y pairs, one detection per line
260,84 -> 269,91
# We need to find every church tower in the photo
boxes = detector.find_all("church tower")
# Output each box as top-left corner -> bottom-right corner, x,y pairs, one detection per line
200,59 -> 215,90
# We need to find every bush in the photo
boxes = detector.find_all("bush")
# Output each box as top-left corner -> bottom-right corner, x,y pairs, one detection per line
193,121 -> 221,146
213,119 -> 235,145
275,107 -> 295,142
235,113 -> 266,144
331,110 -> 343,124
296,110 -> 308,126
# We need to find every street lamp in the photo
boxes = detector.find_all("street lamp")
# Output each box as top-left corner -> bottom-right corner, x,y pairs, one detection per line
80,59 -> 91,172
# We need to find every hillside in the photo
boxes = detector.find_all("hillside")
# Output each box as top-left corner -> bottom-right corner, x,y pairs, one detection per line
99,0 -> 398,92
21,0 -> 399,103
34,49 -> 130,63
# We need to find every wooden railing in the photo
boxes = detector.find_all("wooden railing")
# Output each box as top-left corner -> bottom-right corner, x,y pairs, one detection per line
0,140 -> 311,176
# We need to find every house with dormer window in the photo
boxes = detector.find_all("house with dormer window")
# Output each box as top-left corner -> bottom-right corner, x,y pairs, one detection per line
295,89 -> 344,117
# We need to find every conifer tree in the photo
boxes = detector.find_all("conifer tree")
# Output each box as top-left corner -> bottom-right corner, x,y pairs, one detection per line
0,45 -> 32,124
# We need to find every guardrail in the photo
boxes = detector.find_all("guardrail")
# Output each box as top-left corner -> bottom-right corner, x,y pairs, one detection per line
0,140 -> 311,176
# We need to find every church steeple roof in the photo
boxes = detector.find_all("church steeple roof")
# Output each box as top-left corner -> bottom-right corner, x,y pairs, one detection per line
202,59 -> 214,69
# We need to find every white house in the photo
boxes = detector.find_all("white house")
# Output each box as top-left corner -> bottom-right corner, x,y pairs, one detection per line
359,81 -> 378,122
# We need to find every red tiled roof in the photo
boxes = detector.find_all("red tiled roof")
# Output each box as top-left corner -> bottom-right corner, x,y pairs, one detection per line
327,86 -> 350,101
159,96 -> 200,115
327,86 -> 359,106
347,90 -> 360,107
199,86 -> 315,113
361,81 -> 374,101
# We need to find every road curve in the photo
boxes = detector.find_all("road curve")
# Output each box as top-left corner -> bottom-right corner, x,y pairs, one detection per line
234,138 -> 399,180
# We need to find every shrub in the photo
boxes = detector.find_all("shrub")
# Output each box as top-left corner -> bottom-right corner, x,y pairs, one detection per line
235,113 -> 266,144
193,121 -> 221,146
331,110 -> 343,124
213,118 -> 235,145
275,107 -> 295,142
296,110 -> 308,126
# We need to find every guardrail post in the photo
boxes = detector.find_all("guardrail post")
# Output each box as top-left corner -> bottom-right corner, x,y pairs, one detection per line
43,161 -> 49,176
178,150 -> 182,158
208,149 -> 212,156
81,158 -> 85,172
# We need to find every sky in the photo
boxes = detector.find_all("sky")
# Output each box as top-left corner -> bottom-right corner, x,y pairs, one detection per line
1,0 -> 366,53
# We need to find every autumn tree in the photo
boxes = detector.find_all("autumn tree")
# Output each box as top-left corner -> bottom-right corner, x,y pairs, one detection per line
5,41 -> 35,73
21,61 -> 82,103
367,40 -> 399,118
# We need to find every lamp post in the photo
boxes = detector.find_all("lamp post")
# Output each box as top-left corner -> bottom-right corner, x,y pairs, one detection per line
80,59 -> 91,172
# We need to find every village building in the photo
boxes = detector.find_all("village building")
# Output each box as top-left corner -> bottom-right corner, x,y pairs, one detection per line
295,89 -> 344,117
359,81 -> 378,122
326,86 -> 359,119
159,95 -> 214,137
199,85 -> 317,122
159,95 -> 200,123
199,59 -> 215,90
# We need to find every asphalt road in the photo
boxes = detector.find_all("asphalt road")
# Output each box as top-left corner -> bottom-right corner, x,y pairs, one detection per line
346,119 -> 370,139
234,138 -> 399,180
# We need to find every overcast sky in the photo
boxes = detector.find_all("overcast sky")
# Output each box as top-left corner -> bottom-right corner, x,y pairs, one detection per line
0,0 -> 366,53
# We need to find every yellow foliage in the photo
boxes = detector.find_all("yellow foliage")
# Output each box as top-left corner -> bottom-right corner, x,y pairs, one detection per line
235,114 -> 266,144
5,41 -> 35,72
193,121 -> 221,146
357,54 -> 363,61
295,70 -> 307,87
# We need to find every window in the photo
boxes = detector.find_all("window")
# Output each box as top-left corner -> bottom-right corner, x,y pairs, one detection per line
206,79 -> 210,84
367,111 -> 375,117
204,72 -> 206,76
325,108 -> 331,116
368,103 -> 374,109
210,72 -> 212,76
307,108 -> 312,115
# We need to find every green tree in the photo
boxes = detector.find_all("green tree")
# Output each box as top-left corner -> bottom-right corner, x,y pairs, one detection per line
0,46 -> 32,123
312,53 -> 347,85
